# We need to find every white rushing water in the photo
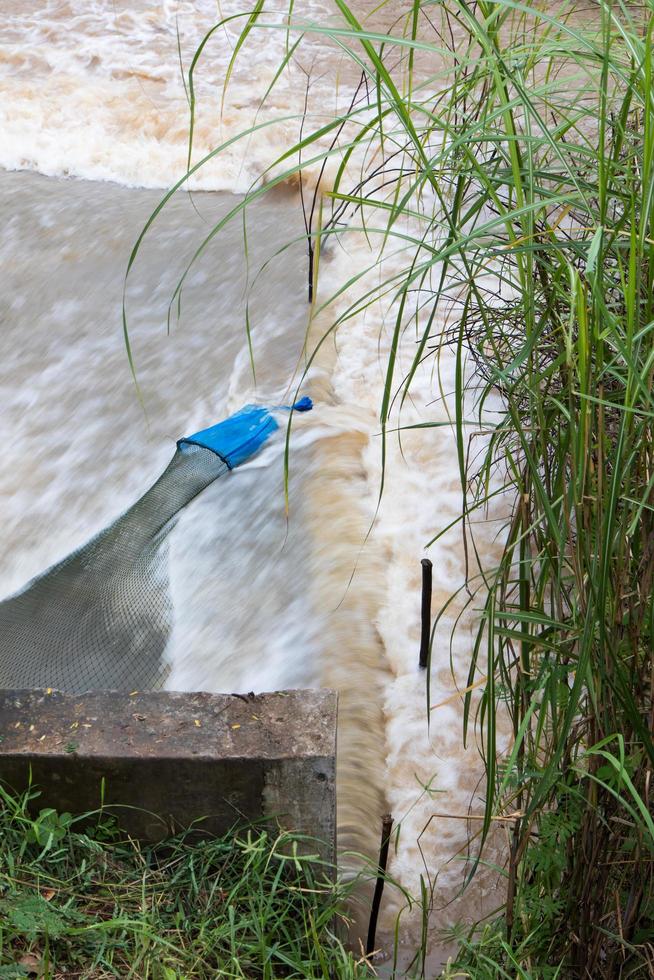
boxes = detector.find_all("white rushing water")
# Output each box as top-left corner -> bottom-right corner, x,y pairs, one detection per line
0,0 -> 505,960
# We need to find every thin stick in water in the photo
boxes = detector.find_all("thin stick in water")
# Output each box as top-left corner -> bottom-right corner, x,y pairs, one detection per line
419,558 -> 432,669
366,813 -> 394,958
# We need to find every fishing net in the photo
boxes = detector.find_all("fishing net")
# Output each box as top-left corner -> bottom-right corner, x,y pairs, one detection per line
0,399 -> 312,693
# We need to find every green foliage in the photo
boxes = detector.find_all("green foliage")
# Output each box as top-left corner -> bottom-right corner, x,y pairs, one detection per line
0,894 -> 69,942
26,808 -> 73,849
0,787 -> 371,979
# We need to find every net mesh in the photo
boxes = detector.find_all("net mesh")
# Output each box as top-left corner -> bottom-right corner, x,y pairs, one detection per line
0,444 -> 228,692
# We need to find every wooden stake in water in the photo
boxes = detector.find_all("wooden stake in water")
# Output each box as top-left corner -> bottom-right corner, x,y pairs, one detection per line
366,813 -> 394,958
419,558 -> 433,669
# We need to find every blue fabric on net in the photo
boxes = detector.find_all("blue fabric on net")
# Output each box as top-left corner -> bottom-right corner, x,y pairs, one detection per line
177,397 -> 313,468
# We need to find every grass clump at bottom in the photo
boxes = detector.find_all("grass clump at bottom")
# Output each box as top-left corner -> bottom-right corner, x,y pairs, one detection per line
0,787 -> 370,980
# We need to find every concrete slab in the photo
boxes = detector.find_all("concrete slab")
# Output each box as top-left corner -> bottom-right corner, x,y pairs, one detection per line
0,688 -> 336,860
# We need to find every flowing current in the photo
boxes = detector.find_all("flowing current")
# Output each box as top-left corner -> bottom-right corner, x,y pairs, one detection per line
0,0 -> 504,959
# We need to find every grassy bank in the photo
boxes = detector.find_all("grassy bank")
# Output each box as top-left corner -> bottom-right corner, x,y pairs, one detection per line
0,787 -> 370,979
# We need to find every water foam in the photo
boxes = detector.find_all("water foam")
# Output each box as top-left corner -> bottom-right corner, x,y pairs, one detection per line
303,225 -> 510,948
0,0 -> 358,191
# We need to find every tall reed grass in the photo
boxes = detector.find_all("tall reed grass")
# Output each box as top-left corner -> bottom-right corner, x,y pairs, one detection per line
129,0 -> 654,974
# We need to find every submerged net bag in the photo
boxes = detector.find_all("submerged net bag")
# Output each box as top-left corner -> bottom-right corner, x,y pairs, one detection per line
0,399 -> 312,693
